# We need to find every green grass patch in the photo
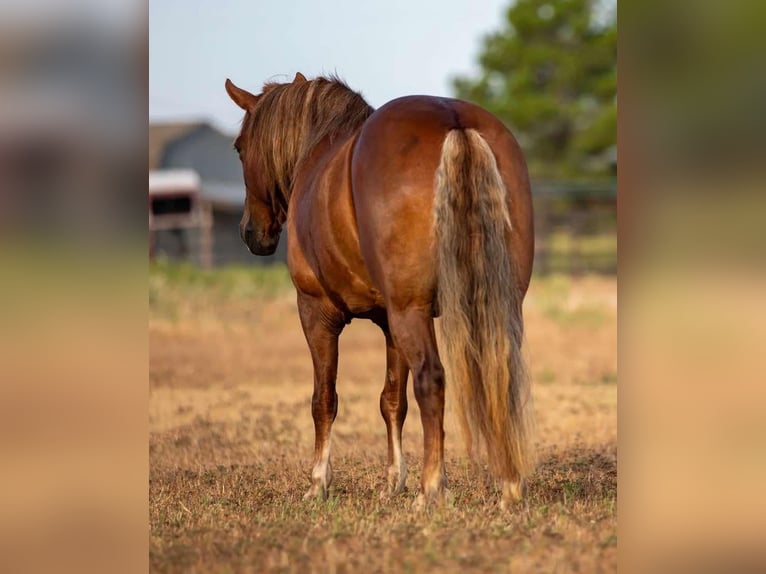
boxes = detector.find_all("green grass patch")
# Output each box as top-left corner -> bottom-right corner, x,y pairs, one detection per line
544,305 -> 608,327
538,368 -> 557,385
149,260 -> 293,320
600,372 -> 618,385
530,273 -> 608,327
547,231 -> 616,260
537,231 -> 617,274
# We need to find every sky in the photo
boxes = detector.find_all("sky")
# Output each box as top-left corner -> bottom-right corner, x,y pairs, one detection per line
150,0 -> 509,134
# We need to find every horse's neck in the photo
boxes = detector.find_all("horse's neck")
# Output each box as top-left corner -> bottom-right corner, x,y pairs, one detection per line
287,123 -> 361,208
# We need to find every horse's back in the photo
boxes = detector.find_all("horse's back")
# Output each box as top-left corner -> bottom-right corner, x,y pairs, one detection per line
350,95 -> 533,310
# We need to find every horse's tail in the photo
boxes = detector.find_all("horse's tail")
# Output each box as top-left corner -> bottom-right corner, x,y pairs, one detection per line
433,128 -> 535,496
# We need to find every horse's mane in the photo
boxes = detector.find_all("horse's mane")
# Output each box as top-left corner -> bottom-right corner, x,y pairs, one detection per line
240,75 -> 374,204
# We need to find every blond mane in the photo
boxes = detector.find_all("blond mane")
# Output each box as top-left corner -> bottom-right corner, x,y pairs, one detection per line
238,75 -> 374,207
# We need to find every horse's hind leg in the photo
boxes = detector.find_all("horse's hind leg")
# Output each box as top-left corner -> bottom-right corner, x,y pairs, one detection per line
297,293 -> 346,501
387,306 -> 447,505
379,329 -> 409,495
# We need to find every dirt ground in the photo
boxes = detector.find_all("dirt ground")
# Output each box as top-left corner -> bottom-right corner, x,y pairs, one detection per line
149,267 -> 617,573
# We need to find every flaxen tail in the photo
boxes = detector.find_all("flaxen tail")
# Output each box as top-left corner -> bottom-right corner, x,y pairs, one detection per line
433,128 -> 535,494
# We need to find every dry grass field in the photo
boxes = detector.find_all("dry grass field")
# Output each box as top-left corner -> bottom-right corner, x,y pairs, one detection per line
149,263 -> 617,573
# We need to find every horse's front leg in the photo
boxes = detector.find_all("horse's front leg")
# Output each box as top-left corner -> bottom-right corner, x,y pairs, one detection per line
379,330 -> 409,496
298,293 -> 346,501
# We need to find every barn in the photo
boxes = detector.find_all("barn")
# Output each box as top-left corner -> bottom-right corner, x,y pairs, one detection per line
149,121 -> 287,266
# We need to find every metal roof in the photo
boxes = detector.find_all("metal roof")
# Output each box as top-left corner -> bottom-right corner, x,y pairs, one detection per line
203,181 -> 245,208
149,169 -> 201,195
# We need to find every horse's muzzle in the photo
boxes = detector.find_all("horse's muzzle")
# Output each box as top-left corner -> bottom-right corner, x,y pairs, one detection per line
242,223 -> 280,256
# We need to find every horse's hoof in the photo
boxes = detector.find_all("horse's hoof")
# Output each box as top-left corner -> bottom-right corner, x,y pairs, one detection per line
388,478 -> 407,496
413,492 -> 427,511
412,487 -> 451,510
499,479 -> 526,510
303,484 -> 328,501
389,465 -> 407,492
380,483 -> 406,502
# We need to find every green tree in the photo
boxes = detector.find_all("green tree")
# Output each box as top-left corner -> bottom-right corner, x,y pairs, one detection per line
453,0 -> 616,179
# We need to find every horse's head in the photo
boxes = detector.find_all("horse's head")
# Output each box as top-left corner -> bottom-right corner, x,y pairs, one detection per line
225,73 -> 372,256
224,73 -> 307,255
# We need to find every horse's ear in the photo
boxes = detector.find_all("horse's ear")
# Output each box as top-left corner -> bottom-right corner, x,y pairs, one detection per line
293,72 -> 307,83
225,78 -> 259,111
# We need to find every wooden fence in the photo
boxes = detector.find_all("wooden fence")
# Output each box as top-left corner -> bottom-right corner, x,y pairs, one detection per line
150,180 -> 616,275
532,181 -> 616,275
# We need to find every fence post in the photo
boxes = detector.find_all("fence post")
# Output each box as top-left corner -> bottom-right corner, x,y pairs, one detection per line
200,201 -> 213,269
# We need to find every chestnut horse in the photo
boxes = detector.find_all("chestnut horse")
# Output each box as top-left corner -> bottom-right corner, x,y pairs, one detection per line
225,73 -> 535,507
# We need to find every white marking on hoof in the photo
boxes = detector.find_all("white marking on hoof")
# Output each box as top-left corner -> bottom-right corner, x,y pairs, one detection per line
412,487 -> 451,510
305,439 -> 332,501
386,442 -> 407,495
387,464 -> 407,493
500,478 -> 526,510
422,466 -> 447,499
303,482 -> 328,501
380,466 -> 407,500
413,492 -> 427,511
